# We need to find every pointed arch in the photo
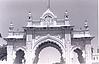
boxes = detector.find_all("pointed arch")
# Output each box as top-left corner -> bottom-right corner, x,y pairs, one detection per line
13,47 -> 26,62
33,35 -> 65,53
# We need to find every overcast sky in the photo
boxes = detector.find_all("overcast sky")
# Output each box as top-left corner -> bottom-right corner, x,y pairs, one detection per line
0,0 -> 98,63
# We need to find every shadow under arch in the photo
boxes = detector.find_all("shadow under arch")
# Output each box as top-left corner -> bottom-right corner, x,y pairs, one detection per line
73,48 -> 85,64
33,41 -> 65,64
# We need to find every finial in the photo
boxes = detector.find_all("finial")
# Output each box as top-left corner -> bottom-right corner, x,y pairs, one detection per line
9,22 -> 14,31
64,10 -> 69,19
84,19 -> 89,31
28,12 -> 32,20
8,22 -> 14,36
65,10 -> 68,14
47,0 -> 50,9
26,12 -> 33,27
64,10 -> 70,26
28,12 -> 31,15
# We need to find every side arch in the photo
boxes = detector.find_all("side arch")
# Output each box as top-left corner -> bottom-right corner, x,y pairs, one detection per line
13,47 -> 26,62
71,46 -> 85,64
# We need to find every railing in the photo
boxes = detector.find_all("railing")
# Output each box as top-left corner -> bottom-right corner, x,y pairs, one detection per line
13,31 -> 24,36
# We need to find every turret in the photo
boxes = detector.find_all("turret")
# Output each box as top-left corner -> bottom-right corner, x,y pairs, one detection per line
84,19 -> 89,31
8,22 -> 14,36
83,19 -> 91,37
64,10 -> 70,26
26,12 -> 33,27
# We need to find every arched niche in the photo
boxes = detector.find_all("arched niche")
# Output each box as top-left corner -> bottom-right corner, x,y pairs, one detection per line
14,49 -> 26,64
33,41 -> 65,64
71,47 -> 85,64
40,9 -> 57,27
13,47 -> 26,60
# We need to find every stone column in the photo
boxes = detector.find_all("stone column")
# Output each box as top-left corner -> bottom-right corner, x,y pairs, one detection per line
85,44 -> 92,64
25,34 -> 33,64
7,45 -> 14,64
65,34 -> 71,64
65,43 -> 71,64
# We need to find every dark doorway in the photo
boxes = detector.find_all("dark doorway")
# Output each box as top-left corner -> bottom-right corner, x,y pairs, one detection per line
74,48 -> 85,64
14,49 -> 25,64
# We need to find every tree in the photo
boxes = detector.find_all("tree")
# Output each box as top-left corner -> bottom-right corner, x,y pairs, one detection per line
0,45 -> 7,61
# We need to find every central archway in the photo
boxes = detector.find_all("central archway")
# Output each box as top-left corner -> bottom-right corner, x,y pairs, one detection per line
33,41 -> 65,64
38,47 -> 61,64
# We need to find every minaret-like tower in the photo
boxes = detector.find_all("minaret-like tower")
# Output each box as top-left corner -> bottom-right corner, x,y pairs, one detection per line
64,10 -> 70,26
8,22 -> 14,36
26,12 -> 33,27
84,19 -> 89,31
84,19 -> 91,37
83,19 -> 94,64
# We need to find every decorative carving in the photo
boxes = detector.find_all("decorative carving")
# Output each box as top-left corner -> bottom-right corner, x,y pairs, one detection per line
35,35 -> 40,40
54,34 -> 61,39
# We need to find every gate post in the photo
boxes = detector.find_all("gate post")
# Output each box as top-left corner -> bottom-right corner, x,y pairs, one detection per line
25,34 -> 33,64
65,33 -> 72,64
85,44 -> 92,64
7,45 -> 14,64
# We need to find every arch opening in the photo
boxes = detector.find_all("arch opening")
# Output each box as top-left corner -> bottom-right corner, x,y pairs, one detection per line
38,47 -> 61,64
33,41 -> 65,64
14,49 -> 25,64
73,48 -> 85,64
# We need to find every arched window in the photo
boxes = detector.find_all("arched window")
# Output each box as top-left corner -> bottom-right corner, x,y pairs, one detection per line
44,15 -> 53,27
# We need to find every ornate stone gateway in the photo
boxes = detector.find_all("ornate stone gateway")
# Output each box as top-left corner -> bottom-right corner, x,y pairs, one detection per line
4,1 -> 94,64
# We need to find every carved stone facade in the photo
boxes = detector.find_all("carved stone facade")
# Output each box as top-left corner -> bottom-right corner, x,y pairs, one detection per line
4,8 -> 94,64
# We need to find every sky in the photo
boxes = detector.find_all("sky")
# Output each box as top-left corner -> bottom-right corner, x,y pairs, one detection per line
38,47 -> 61,64
0,0 -> 98,64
